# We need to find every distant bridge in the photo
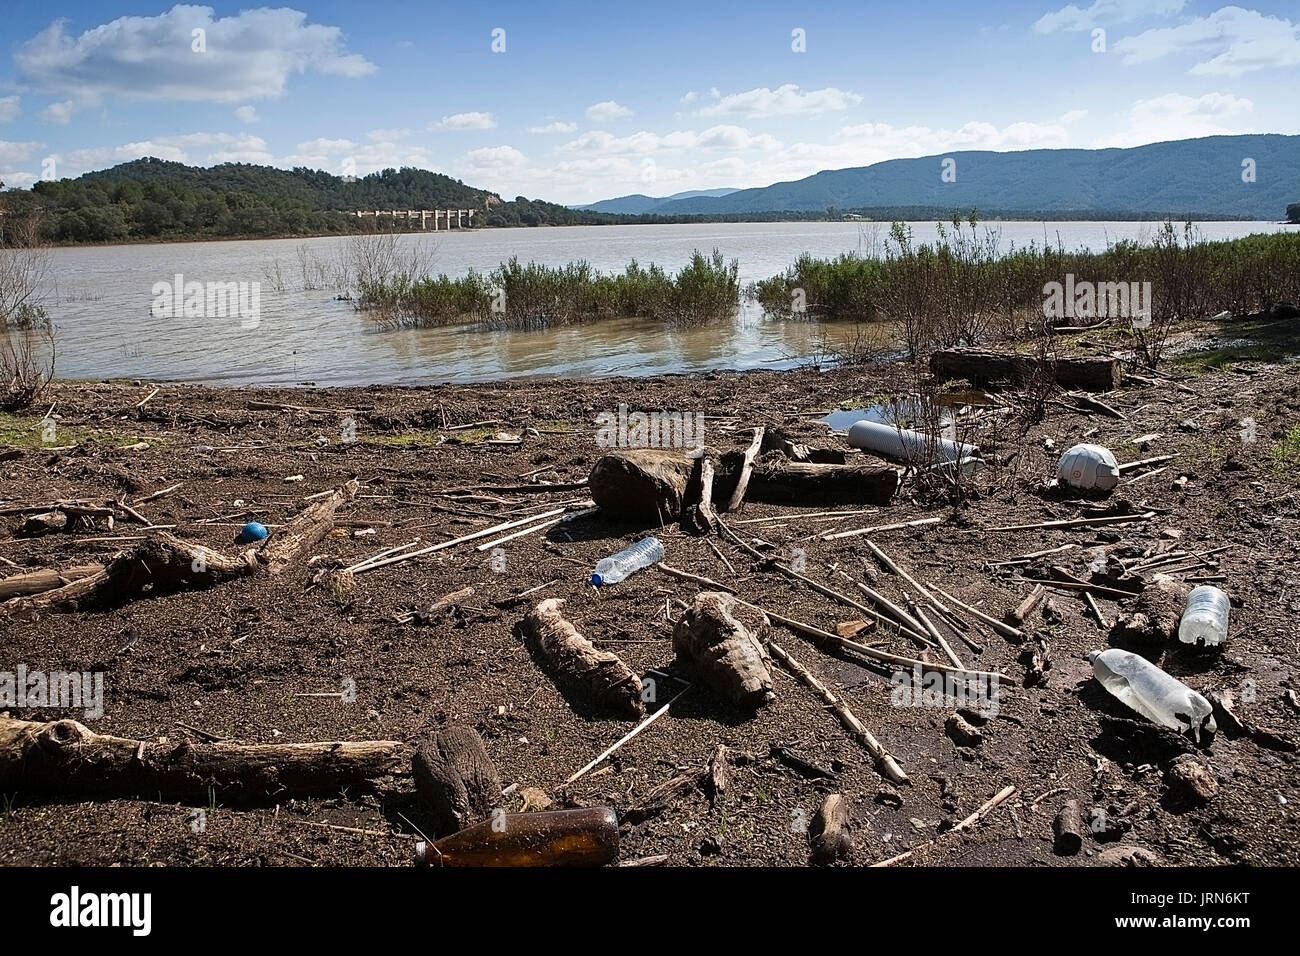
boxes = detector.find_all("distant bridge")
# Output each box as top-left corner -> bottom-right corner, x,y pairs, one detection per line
352,209 -> 477,230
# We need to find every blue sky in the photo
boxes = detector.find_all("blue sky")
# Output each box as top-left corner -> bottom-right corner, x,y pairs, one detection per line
1,0 -> 1297,203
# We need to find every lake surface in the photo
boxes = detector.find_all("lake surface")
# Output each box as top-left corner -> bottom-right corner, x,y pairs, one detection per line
44,220 -> 1296,387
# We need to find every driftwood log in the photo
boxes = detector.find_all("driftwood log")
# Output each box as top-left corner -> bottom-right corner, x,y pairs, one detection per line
931,348 -> 1122,392
412,725 -> 502,835
588,450 -> 695,525
522,598 -> 645,718
672,592 -> 775,710
259,479 -> 359,575
681,453 -> 719,535
809,793 -> 854,864
0,715 -> 409,802
1053,799 -> 1084,855
744,459 -> 897,505
0,533 -> 254,617
0,564 -> 103,602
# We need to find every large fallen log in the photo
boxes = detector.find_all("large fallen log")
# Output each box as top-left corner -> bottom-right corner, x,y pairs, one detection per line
0,533 -> 254,617
0,715 -> 410,803
591,450 -> 897,522
672,592 -> 774,710
521,599 -> 645,718
931,348 -> 1122,392
0,564 -> 103,601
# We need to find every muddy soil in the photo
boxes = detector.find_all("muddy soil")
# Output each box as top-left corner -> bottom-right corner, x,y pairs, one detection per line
1,324 -> 1297,867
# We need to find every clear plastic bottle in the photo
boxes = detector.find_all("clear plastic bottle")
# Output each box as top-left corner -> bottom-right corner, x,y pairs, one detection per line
1178,585 -> 1230,647
591,537 -> 665,586
1089,649 -> 1216,742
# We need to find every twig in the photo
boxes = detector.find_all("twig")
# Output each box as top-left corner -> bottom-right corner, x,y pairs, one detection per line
565,689 -> 689,785
926,584 -> 1027,641
976,511 -> 1155,533
820,516 -> 942,541
872,785 -> 1017,866
724,426 -> 765,512
657,564 -> 734,593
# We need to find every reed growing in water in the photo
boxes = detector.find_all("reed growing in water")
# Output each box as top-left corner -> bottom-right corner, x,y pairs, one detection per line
358,248 -> 739,331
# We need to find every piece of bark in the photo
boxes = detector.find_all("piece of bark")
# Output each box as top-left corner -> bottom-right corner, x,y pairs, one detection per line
1006,584 -> 1047,626
0,564 -> 103,601
931,347 -> 1122,392
809,793 -> 853,865
945,713 -> 983,748
681,453 -> 719,535
1,532 -> 254,617
1053,800 -> 1084,855
17,511 -> 67,538
1165,755 -> 1218,806
412,725 -> 502,835
707,744 -> 730,809
0,715 -> 409,803
259,479 -> 359,575
673,592 -> 775,710
522,598 -> 645,718
623,769 -> 706,825
588,450 -> 696,525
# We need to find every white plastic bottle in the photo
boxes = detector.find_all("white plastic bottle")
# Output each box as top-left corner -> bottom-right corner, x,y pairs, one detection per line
1178,585 -> 1230,647
1088,649 -> 1217,742
591,537 -> 665,586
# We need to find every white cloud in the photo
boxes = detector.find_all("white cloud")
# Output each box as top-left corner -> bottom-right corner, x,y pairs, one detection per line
527,121 -> 578,134
560,125 -> 781,156
367,127 -> 410,141
280,135 -> 438,177
680,91 -> 699,104
586,100 -> 632,122
15,5 -> 375,104
434,111 -> 497,130
693,84 -> 862,118
235,105 -> 259,124
466,145 -> 528,168
39,100 -> 77,125
0,171 -> 39,189
1113,6 -> 1300,75
1033,0 -> 1185,33
1092,92 -> 1254,147
0,97 -> 19,124
0,140 -> 44,166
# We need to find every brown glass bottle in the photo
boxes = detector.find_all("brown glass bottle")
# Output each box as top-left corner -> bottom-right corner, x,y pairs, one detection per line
414,807 -> 619,867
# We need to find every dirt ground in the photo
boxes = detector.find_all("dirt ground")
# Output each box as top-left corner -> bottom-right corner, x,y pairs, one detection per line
1,318 -> 1298,867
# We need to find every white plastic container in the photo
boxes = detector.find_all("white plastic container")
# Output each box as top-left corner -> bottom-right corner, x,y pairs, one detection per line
591,537 -> 665,586
1178,585 -> 1230,647
1057,443 -> 1120,491
1088,648 -> 1217,742
847,418 -> 976,465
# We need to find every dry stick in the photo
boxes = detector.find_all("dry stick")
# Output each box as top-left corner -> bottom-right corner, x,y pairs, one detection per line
135,387 -> 160,409
1117,454 -> 1177,474
473,516 -> 562,551
1069,391 -> 1126,420
706,540 -> 735,574
908,597 -> 963,668
1084,591 -> 1108,628
133,482 -> 182,505
986,544 -> 1078,567
754,605 -> 1007,682
724,426 -> 765,512
733,508 -> 878,526
343,539 -> 422,575
837,572 -> 930,639
927,584 -> 1027,642
772,561 -> 931,646
764,636 -> 909,784
1009,584 -> 1047,625
1125,465 -> 1168,486
657,564 -> 734,593
872,785 -> 1017,867
355,507 -> 570,574
821,516 -> 942,541
977,511 -> 1155,533
863,539 -> 958,625
565,688 -> 689,785
1017,577 -> 1140,601
395,585 -> 477,625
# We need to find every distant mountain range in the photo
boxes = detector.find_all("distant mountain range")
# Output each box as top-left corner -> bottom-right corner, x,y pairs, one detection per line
573,188 -> 739,214
581,136 -> 1299,220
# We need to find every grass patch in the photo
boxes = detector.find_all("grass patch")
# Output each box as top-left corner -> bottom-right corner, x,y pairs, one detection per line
1271,424 -> 1300,478
1171,343 -> 1279,375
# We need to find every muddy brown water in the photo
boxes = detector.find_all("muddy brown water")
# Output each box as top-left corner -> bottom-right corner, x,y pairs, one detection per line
45,220 -> 1295,387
